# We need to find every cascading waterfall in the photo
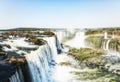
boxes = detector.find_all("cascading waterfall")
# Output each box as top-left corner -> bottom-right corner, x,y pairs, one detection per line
112,32 -> 115,39
25,37 -> 57,82
104,32 -> 107,39
102,31 -> 110,50
54,31 -> 65,43
102,39 -> 111,50
105,39 -> 111,50
42,37 -> 58,60
75,31 -> 85,48
102,32 -> 120,64
65,31 -> 85,48
9,67 -> 24,82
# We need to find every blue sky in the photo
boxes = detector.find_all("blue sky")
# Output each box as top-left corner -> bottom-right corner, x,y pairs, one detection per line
0,0 -> 120,29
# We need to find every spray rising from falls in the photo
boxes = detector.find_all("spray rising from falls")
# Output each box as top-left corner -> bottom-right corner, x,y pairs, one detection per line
65,31 -> 85,48
25,37 -> 57,82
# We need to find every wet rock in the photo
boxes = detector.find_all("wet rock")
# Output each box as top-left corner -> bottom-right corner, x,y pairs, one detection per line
0,52 -> 7,60
5,57 -> 26,66
0,61 -> 16,80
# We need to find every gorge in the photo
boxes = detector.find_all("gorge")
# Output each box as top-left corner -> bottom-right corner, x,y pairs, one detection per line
0,28 -> 120,82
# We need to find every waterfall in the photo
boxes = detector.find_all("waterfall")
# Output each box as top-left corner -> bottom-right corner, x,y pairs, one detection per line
9,67 -> 24,82
64,31 -> 85,48
112,32 -> 115,39
54,31 -> 65,43
102,38 -> 120,64
25,37 -> 57,82
42,37 -> 58,60
102,31 -> 110,50
105,39 -> 111,50
75,31 -> 85,48
104,32 -> 107,39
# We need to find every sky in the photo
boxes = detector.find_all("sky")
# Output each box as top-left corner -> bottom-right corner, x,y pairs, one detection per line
0,0 -> 120,29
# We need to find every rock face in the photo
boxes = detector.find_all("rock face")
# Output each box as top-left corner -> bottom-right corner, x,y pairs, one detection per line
0,43 -> 26,82
0,52 -> 7,60
0,61 -> 16,80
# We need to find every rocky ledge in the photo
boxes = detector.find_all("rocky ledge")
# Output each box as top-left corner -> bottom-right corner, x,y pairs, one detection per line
0,44 -> 26,81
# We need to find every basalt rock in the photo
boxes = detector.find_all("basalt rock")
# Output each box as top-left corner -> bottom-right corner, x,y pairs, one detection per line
0,52 -> 7,60
5,57 -> 26,66
0,61 -> 16,80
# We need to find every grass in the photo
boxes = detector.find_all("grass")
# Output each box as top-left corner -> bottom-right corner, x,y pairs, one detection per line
71,69 -> 120,82
59,62 -> 71,66
109,38 -> 120,52
40,31 -> 55,36
85,36 -> 103,48
0,51 -> 7,56
68,48 -> 106,67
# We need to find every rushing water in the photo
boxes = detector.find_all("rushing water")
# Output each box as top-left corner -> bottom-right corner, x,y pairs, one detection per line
4,30 -> 120,82
104,32 -> 108,39
102,32 -> 120,64
102,39 -> 111,50
6,36 -> 62,82
25,37 -> 57,82
9,67 -> 24,82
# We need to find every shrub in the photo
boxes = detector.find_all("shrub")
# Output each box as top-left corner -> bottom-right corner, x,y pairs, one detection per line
29,37 -> 47,45
5,56 -> 26,66
40,31 -> 55,36
109,38 -> 120,52
85,36 -> 103,48
59,62 -> 71,66
68,48 -> 106,67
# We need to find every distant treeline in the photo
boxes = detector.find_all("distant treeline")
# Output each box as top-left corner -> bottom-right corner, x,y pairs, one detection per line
86,27 -> 120,35
0,27 -> 66,31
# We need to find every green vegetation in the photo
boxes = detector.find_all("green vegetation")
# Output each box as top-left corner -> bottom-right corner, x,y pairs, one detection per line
109,38 -> 120,52
28,36 -> 47,45
71,69 -> 120,82
2,31 -> 34,38
59,62 -> 71,66
86,30 -> 103,35
0,45 -> 7,56
86,27 -> 120,36
5,56 -> 26,66
68,48 -> 106,67
85,35 -> 120,52
85,36 -> 103,48
40,31 -> 55,36
0,51 -> 7,56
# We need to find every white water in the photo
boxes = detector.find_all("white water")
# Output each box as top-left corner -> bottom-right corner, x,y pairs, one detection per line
4,36 -> 59,82
112,32 -> 115,39
54,30 -> 95,81
52,53 -> 80,82
25,37 -> 57,82
102,32 -> 120,64
55,31 -> 66,43
1,38 -> 25,82
104,32 -> 108,39
42,37 -> 58,61
64,31 -> 85,48
106,39 -> 111,50
102,39 -> 111,50
9,68 -> 24,82
4,30 -> 120,82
